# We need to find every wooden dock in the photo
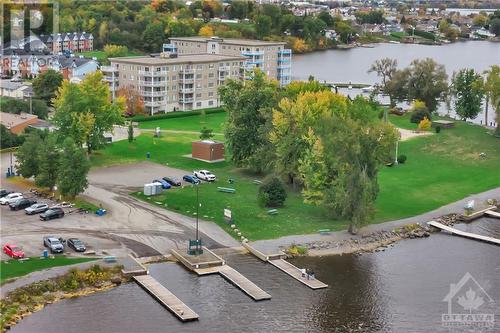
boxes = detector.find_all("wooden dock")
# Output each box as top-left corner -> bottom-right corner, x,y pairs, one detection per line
218,265 -> 271,301
459,205 -> 497,221
485,210 -> 500,219
268,259 -> 328,290
133,275 -> 199,321
244,243 -> 328,290
121,254 -> 148,277
427,221 -> 500,246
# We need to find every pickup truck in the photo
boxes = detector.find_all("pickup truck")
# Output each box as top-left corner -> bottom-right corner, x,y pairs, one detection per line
43,236 -> 64,253
193,170 -> 216,182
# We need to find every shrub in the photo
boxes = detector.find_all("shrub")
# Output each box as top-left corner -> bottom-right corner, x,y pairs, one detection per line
418,117 -> 432,131
257,176 -> 287,207
435,126 -> 441,133
131,107 -> 224,122
410,100 -> 432,124
397,154 -> 407,164
287,244 -> 308,256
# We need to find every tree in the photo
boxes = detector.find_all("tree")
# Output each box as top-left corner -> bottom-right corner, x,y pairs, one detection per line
452,69 -> 484,120
255,15 -> 272,39
317,11 -> 334,27
483,65 -> 500,135
472,14 -> 488,27
298,98 -> 398,234
128,123 -> 134,143
32,69 -> 63,104
270,90 -> 348,186
35,135 -> 60,190
228,1 -> 248,20
117,86 -> 145,117
218,70 -> 279,172
198,25 -> 214,37
143,22 -> 165,52
57,138 -> 90,198
167,20 -> 195,37
258,176 -> 287,207
369,58 -> 398,107
1,98 -> 29,114
103,44 -> 129,58
199,127 -> 214,140
410,100 -> 432,123
334,21 -> 354,44
418,117 -> 432,131
0,125 -> 23,149
406,58 -> 448,112
15,131 -> 41,177
53,71 -> 125,154
490,18 -> 500,36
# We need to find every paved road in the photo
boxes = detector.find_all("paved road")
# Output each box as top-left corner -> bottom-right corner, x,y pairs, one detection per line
252,187 -> 500,254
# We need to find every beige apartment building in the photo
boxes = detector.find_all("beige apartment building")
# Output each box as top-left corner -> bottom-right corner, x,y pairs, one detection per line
102,53 -> 245,115
166,36 -> 292,86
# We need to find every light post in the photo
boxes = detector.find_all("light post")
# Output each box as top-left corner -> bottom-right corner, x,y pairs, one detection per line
394,139 -> 399,165
195,182 -> 199,243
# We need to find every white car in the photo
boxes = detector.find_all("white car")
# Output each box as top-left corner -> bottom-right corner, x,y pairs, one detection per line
194,170 -> 216,182
0,193 -> 23,205
25,203 -> 49,215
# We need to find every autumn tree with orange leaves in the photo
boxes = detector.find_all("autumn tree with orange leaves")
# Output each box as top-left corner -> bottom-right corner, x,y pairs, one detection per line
117,86 -> 146,117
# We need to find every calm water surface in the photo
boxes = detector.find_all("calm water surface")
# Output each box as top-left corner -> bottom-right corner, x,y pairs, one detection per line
11,217 -> 500,333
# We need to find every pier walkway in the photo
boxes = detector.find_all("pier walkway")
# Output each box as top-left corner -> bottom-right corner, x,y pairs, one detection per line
133,275 -> 199,321
485,210 -> 500,218
219,265 -> 271,301
427,221 -> 500,246
243,242 -> 328,290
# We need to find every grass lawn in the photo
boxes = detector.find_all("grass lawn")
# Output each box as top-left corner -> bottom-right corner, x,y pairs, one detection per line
138,112 -> 227,133
1,257 -> 97,284
91,113 -> 500,240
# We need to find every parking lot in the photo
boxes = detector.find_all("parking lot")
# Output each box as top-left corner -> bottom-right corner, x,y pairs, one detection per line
1,159 -> 238,260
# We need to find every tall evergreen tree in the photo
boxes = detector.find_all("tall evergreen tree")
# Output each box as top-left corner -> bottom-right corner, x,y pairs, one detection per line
35,136 -> 60,190
452,69 -> 484,121
15,131 -> 42,178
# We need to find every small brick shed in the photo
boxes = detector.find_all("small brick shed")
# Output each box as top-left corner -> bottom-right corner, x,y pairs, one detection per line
191,140 -> 225,162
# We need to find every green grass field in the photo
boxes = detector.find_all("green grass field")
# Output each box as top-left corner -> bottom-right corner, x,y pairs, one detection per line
91,113 -> 500,240
138,112 -> 226,133
1,257 -> 97,284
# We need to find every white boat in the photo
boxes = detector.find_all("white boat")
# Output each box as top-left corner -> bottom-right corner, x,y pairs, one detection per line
389,40 -> 400,44
362,85 -> 375,93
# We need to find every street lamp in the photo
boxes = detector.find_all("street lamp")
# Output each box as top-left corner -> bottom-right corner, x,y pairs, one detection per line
195,182 -> 199,243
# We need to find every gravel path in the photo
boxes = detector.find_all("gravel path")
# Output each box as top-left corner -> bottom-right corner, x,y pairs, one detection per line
251,187 -> 500,254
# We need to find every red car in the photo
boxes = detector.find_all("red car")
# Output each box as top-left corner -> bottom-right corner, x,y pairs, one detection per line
3,244 -> 25,259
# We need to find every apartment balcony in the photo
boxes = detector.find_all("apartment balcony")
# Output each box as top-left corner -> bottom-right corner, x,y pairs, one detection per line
139,80 -> 166,87
278,49 -> 292,55
179,68 -> 194,74
218,66 -> 230,72
139,70 -> 168,77
144,100 -> 166,107
241,50 -> 264,56
277,64 -> 291,70
278,57 -> 291,63
244,59 -> 263,65
179,97 -> 194,104
179,87 -> 195,93
103,75 -> 117,82
142,91 -> 166,97
100,65 -> 118,73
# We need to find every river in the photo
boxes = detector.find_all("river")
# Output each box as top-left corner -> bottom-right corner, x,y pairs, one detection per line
10,217 -> 500,333
292,41 -> 500,126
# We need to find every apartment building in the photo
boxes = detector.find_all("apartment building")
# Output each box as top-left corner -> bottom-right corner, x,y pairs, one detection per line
103,53 -> 245,115
166,36 -> 292,86
39,32 -> 94,54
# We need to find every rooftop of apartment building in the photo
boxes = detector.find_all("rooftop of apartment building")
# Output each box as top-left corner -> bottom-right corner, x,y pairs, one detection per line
168,36 -> 287,47
108,53 -> 246,65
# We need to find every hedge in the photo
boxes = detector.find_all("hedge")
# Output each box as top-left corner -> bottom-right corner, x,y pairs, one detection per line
408,29 -> 437,41
131,107 -> 225,122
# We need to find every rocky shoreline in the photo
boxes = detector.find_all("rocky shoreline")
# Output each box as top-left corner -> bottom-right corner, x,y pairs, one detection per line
284,213 -> 463,257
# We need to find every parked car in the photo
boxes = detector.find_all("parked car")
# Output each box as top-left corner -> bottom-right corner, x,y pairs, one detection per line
152,179 -> 171,189
0,189 -> 12,198
43,236 -> 64,253
194,170 -> 216,182
40,207 -> 65,221
162,176 -> 181,187
25,203 -> 49,215
183,175 -> 200,184
67,238 -> 86,252
3,243 -> 25,259
9,198 -> 37,211
0,193 -> 23,205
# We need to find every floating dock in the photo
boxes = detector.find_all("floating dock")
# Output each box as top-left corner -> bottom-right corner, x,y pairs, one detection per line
427,221 -> 500,246
133,275 -> 199,321
171,247 -> 271,301
121,254 -> 148,277
268,259 -> 328,290
459,205 -> 497,221
219,265 -> 271,301
243,242 -> 328,290
485,210 -> 500,219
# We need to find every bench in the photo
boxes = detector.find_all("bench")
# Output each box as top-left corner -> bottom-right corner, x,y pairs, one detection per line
217,187 -> 236,193
267,209 -> 278,215
318,229 -> 331,235
103,256 -> 117,263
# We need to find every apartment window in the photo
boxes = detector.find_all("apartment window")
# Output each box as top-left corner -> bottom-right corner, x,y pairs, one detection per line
208,82 -> 214,88
197,102 -> 202,107
208,101 -> 214,106
197,64 -> 203,70
208,92 -> 214,97
196,74 -> 202,79
196,93 -> 202,98
156,67 -> 161,72
173,85 -> 177,91
196,83 -> 201,88
209,64 -> 214,69
165,66 -> 169,71
172,76 -> 177,81
208,73 -> 214,78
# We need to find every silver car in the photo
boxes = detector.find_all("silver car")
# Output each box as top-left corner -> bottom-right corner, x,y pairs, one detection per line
25,203 -> 49,215
43,236 -> 64,253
